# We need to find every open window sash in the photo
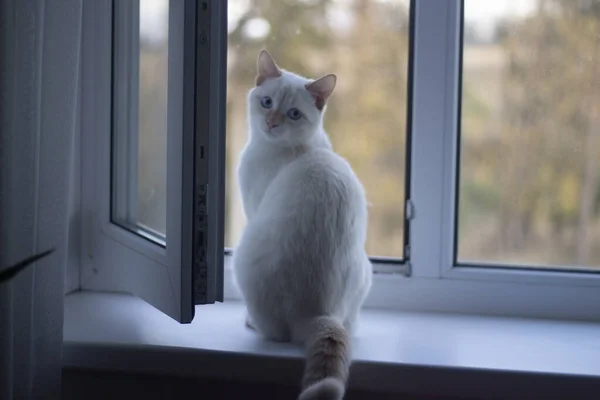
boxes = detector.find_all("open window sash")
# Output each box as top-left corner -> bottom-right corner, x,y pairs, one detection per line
80,0 -> 226,324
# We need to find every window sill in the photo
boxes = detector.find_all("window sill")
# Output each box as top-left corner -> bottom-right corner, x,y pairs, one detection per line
63,291 -> 600,399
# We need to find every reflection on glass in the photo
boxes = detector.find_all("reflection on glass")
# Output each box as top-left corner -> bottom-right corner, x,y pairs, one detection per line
138,0 -> 168,236
112,0 -> 168,243
225,0 -> 411,258
459,0 -> 600,269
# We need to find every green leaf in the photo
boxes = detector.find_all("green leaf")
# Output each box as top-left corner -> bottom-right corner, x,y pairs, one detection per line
0,248 -> 55,285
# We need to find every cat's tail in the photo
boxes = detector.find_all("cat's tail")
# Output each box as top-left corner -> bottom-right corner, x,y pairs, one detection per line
297,316 -> 350,400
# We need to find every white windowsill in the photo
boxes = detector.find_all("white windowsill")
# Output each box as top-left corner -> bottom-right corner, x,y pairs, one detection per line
63,291 -> 600,399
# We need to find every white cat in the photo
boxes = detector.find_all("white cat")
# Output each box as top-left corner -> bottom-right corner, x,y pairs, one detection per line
233,50 -> 372,400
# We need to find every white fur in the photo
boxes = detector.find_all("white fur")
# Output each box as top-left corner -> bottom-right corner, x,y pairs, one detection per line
233,63 -> 372,398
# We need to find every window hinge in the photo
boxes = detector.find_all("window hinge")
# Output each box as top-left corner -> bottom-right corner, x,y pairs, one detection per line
405,245 -> 411,258
405,199 -> 415,220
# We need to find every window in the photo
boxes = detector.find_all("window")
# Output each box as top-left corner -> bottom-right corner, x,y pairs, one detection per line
458,0 -> 600,271
225,0 -> 412,261
79,0 -> 600,324
388,0 -> 599,320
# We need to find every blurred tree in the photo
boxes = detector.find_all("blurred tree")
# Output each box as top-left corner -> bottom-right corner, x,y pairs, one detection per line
138,44 -> 168,234
327,0 -> 409,256
460,0 -> 600,266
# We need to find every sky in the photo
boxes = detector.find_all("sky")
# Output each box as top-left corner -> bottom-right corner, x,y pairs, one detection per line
140,0 -> 168,44
139,0 -> 537,43
464,0 -> 536,42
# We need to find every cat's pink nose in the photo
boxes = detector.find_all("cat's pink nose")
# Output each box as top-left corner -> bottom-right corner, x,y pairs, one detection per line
266,111 -> 282,129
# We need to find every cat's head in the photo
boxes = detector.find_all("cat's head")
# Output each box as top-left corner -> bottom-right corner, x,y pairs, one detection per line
247,50 -> 336,146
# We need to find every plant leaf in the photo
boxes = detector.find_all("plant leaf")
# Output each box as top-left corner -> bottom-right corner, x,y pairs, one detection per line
0,248 -> 55,284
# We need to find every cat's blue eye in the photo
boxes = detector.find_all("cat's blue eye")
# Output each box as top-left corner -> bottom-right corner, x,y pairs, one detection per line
287,108 -> 302,120
260,96 -> 273,109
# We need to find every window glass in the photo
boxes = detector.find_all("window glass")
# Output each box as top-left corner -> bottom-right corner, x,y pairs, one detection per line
458,0 -> 600,269
112,0 -> 169,243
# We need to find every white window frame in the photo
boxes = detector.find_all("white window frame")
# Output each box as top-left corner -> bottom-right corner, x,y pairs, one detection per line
399,0 -> 599,319
433,0 -> 600,287
78,0 -> 600,324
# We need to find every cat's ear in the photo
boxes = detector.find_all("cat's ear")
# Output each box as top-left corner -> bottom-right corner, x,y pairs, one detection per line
256,50 -> 281,86
305,74 -> 337,111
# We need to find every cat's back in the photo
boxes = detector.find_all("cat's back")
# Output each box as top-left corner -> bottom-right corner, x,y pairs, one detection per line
260,147 -> 368,230
242,147 -> 368,320
285,148 -> 362,193
238,133 -> 334,220
288,149 -> 356,189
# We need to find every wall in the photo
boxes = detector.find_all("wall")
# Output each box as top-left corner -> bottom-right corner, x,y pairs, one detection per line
62,369 -> 472,400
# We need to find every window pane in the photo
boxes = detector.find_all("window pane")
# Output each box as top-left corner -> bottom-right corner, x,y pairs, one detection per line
458,0 -> 600,269
112,0 -> 168,242
225,0 -> 410,258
